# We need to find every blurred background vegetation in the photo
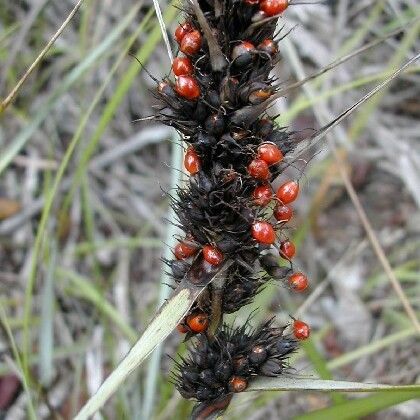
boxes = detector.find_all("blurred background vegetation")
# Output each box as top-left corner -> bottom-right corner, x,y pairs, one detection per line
0,0 -> 419,419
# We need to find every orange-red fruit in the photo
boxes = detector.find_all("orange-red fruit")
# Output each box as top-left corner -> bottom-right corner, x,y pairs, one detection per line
258,39 -> 278,55
293,319 -> 310,340
251,221 -> 276,245
180,30 -> 202,55
248,159 -> 270,180
172,57 -> 193,76
175,22 -> 193,44
184,147 -> 201,174
276,180 -> 299,204
175,75 -> 200,100
228,376 -> 248,393
253,184 -> 272,206
258,143 -> 283,165
203,245 -> 224,265
289,272 -> 308,292
176,322 -> 189,333
232,41 -> 255,60
273,204 -> 293,223
174,240 -> 197,260
279,240 -> 296,260
186,311 -> 209,333
260,0 -> 289,17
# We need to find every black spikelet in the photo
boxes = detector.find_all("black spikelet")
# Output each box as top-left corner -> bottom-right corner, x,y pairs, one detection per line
173,320 -> 297,415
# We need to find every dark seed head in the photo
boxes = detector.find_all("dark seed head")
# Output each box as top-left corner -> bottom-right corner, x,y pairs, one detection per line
259,359 -> 282,377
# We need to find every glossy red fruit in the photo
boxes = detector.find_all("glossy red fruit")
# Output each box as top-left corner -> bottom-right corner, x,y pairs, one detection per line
251,221 -> 276,244
293,319 -> 310,340
260,0 -> 289,17
248,159 -> 270,180
273,204 -> 293,223
186,311 -> 209,333
279,240 -> 296,260
180,30 -> 202,55
174,240 -> 198,260
289,272 -> 308,292
175,22 -> 193,44
228,376 -> 248,393
184,147 -> 201,174
172,57 -> 193,76
253,184 -> 272,206
258,143 -> 283,165
258,39 -> 278,55
176,322 -> 189,333
276,180 -> 299,204
175,75 -> 200,100
232,41 -> 255,60
203,245 -> 224,265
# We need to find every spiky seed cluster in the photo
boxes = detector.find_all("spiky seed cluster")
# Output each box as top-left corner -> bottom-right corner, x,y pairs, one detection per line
173,320 -> 298,402
154,0 -> 312,413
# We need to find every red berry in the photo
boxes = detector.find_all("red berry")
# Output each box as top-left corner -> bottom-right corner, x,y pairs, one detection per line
289,272 -> 308,292
232,41 -> 255,60
184,146 -> 201,174
276,180 -> 299,204
253,184 -> 273,206
172,57 -> 193,76
273,204 -> 293,223
260,0 -> 289,17
258,143 -> 283,165
175,22 -> 193,44
251,221 -> 276,244
248,159 -> 270,180
180,30 -> 202,55
293,319 -> 310,340
203,245 -> 224,265
174,240 -> 198,260
176,322 -> 189,333
175,75 -> 200,100
186,311 -> 209,333
258,39 -> 278,55
228,376 -> 248,393
279,240 -> 296,260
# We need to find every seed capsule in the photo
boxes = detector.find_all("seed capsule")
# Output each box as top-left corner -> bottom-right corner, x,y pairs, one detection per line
249,345 -> 268,365
186,311 -> 209,333
260,0 -> 289,17
258,143 -> 283,165
175,22 -> 193,44
276,339 -> 296,355
253,184 -> 272,206
175,75 -> 200,100
232,41 -> 255,60
289,272 -> 308,292
180,30 -> 202,55
184,147 -> 201,174
204,113 -> 225,135
249,88 -> 273,104
260,359 -> 282,376
251,221 -> 276,245
276,180 -> 299,204
279,240 -> 296,260
174,240 -> 198,260
228,376 -> 248,393
273,204 -> 293,223
172,57 -> 193,76
293,319 -> 310,340
258,39 -> 278,56
248,159 -> 270,180
203,245 -> 224,265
